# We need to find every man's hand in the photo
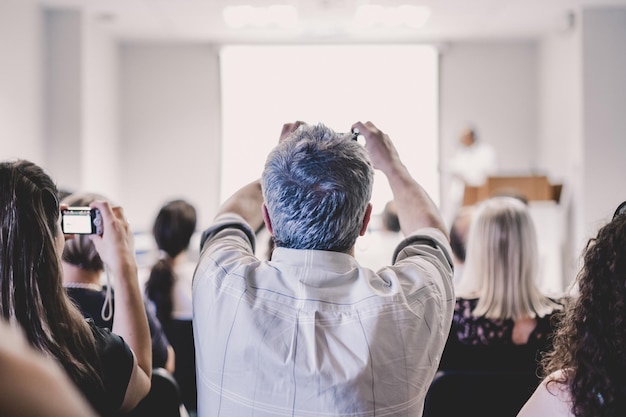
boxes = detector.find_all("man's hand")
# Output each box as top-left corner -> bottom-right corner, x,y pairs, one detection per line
352,120 -> 448,238
351,121 -> 401,175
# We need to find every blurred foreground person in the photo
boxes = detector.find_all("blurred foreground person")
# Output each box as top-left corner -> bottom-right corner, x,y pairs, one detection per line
0,319 -> 98,417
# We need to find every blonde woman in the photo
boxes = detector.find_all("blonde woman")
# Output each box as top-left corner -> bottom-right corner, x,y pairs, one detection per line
439,196 -> 563,373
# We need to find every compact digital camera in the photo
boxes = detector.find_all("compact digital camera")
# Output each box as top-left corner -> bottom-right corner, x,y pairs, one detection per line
61,207 -> 103,235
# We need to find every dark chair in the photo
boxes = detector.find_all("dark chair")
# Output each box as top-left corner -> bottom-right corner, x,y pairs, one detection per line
423,370 -> 541,417
127,367 -> 184,417
163,319 -> 197,413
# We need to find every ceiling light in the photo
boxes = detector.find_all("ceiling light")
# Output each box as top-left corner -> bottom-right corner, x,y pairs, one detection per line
223,5 -> 298,29
222,6 -> 256,29
398,5 -> 431,29
267,5 -> 298,28
354,5 -> 386,28
354,4 -> 430,29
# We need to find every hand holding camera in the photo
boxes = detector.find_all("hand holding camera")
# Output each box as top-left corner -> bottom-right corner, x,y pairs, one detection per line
86,201 -> 137,280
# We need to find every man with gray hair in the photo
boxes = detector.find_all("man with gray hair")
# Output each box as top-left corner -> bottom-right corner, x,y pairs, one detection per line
193,121 -> 454,417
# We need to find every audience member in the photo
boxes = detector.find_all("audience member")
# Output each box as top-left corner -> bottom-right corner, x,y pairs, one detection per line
381,199 -> 401,232
145,199 -> 198,413
449,204 -> 476,286
193,121 -> 454,416
440,196 -> 563,374
443,125 -> 497,226
355,199 -> 404,270
0,159 -> 152,416
517,201 -> 626,417
61,192 -> 175,374
0,319 -> 98,417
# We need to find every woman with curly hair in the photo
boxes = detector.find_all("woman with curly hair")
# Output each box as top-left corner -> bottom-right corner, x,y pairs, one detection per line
517,202 -> 626,417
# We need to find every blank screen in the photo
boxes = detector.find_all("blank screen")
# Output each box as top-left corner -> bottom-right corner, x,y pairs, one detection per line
220,44 -> 439,214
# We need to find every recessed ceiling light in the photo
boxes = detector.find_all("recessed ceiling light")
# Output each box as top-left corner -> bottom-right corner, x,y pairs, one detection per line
354,4 -> 431,29
398,5 -> 431,29
223,5 -> 298,29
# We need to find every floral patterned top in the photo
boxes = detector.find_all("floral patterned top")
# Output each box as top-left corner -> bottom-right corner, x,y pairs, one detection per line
438,297 -> 564,372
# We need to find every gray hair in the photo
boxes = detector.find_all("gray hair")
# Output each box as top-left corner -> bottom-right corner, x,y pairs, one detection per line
456,196 -> 560,319
261,123 -> 373,252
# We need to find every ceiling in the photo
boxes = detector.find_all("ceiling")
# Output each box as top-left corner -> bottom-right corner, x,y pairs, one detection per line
39,0 -> 626,43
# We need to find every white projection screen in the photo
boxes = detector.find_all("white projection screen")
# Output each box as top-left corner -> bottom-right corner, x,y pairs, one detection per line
220,44 -> 439,215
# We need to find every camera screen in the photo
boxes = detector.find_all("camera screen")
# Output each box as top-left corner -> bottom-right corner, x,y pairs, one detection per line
62,208 -> 94,234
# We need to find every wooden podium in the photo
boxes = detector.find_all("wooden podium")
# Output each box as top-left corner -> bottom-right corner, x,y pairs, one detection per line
463,175 -> 562,206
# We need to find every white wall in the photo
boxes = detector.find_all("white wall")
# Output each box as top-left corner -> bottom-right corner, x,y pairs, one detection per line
538,17 -> 583,286
118,43 -> 222,232
43,8 -> 120,201
535,6 -> 626,288
81,12 -> 120,201
538,30 -> 582,183
0,0 -> 42,164
581,7 -> 626,237
44,9 -> 82,190
439,42 -> 539,218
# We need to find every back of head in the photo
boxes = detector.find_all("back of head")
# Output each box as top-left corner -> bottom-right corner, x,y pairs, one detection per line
382,200 -> 400,233
153,199 -> 197,258
61,192 -> 108,272
458,196 -> 554,320
261,123 -> 373,252
0,159 -> 61,325
449,205 -> 475,264
146,199 -> 197,323
0,160 -> 100,385
460,126 -> 478,147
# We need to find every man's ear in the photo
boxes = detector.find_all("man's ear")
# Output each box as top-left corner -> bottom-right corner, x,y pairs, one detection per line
262,203 -> 274,236
359,203 -> 373,236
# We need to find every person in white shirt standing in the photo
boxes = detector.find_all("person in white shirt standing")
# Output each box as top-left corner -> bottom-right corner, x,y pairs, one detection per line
444,126 -> 497,227
193,120 -> 454,417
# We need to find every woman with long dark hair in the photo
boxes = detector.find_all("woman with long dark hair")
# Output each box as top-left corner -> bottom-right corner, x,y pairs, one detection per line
0,159 -> 152,416
145,199 -> 197,413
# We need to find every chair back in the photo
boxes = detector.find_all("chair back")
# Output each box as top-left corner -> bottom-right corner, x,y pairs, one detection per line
423,369 -> 540,417
127,367 -> 183,417
163,319 -> 197,412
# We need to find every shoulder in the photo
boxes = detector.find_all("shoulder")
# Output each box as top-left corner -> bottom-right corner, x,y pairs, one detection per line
86,321 -> 135,412
393,228 -> 453,270
199,213 -> 256,253
197,214 -> 257,271
88,321 -> 133,367
194,215 -> 264,295
390,229 -> 454,293
388,228 -> 455,322
517,371 -> 573,417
